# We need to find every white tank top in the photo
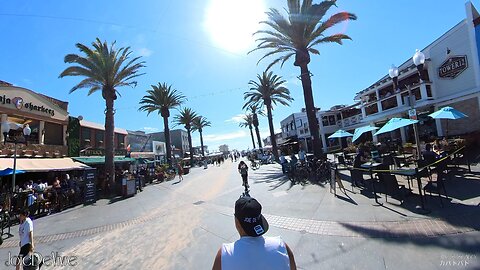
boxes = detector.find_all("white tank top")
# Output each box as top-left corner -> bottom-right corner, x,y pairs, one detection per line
221,236 -> 290,270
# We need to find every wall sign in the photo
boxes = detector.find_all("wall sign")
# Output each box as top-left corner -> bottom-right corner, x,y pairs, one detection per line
0,94 -> 55,116
438,55 -> 468,79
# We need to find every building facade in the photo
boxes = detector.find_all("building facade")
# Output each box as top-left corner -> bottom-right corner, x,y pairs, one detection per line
280,2 -> 480,151
0,80 -> 69,157
126,130 -> 153,152
149,129 -> 190,157
355,2 -> 480,143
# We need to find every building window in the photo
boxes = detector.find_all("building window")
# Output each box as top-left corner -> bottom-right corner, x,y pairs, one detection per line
117,134 -> 125,149
322,116 -> 329,126
81,128 -> 91,148
44,122 -> 63,146
328,115 -> 336,126
95,130 -> 104,148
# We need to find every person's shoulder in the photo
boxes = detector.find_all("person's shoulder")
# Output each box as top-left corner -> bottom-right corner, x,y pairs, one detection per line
263,235 -> 286,247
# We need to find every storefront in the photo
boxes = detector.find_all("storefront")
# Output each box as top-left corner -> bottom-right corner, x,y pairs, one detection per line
0,81 -> 69,156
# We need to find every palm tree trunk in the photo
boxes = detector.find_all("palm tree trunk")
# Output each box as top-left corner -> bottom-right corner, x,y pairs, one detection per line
255,124 -> 262,150
253,113 -> 263,150
163,115 -> 172,167
249,125 -> 256,149
104,97 -> 115,188
199,130 -> 205,157
187,128 -> 194,167
299,64 -> 323,157
266,104 -> 279,161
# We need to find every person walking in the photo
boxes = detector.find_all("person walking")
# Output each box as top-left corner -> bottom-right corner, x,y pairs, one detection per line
17,209 -> 34,270
176,162 -> 184,182
238,161 -> 249,191
212,196 -> 297,270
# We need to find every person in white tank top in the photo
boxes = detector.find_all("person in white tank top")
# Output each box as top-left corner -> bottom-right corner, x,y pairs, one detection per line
212,196 -> 297,270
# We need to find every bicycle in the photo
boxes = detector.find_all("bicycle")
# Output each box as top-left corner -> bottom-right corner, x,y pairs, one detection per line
250,160 -> 260,170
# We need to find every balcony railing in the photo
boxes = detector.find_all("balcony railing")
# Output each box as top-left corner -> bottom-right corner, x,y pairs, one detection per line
361,82 -> 433,117
0,143 -> 68,158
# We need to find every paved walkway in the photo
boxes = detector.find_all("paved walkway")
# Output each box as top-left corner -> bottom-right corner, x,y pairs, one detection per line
0,159 -> 478,269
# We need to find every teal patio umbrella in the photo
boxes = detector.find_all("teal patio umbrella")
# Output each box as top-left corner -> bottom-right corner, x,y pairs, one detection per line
328,129 -> 354,139
0,168 -> 26,176
373,118 -> 419,136
428,106 -> 468,137
328,129 -> 353,151
352,126 -> 379,143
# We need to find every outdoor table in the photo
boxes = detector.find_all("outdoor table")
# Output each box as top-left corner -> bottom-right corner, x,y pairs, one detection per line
389,167 -> 429,212
361,162 -> 384,205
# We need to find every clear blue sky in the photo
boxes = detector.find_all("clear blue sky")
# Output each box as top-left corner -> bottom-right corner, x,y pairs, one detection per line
0,0 -> 476,151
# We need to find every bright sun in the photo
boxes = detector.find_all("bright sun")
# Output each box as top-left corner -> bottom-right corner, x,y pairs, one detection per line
204,0 -> 266,53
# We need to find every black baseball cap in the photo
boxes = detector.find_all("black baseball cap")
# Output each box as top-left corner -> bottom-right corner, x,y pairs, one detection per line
234,197 -> 269,237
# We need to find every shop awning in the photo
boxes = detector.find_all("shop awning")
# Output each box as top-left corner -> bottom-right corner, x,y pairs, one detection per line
72,156 -> 136,165
0,158 -> 91,172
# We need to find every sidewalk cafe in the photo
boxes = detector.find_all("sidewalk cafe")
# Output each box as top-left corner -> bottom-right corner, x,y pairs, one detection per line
329,106 -> 478,213
0,157 -> 94,233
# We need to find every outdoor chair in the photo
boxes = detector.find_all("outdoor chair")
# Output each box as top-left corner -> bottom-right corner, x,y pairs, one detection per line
416,159 -> 433,182
370,150 -> 380,161
382,154 -> 395,170
337,155 -> 347,168
378,173 -> 406,203
424,159 -> 449,207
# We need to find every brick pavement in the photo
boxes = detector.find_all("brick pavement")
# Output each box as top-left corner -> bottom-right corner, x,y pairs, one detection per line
1,202 -> 477,249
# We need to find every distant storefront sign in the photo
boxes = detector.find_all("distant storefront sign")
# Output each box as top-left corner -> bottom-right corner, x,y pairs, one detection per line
438,55 -> 468,79
152,141 -> 166,155
80,148 -> 127,156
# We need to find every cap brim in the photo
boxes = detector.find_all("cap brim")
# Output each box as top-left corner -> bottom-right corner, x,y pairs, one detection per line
240,214 -> 269,237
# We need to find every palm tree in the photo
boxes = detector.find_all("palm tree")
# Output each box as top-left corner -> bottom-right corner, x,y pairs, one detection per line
244,71 -> 293,161
139,83 -> 186,166
246,105 -> 263,150
59,38 -> 144,185
174,107 -> 198,167
250,0 -> 356,157
192,116 -> 211,157
239,114 -> 256,149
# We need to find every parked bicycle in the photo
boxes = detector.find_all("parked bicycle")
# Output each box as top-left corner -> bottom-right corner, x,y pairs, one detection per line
250,160 -> 260,170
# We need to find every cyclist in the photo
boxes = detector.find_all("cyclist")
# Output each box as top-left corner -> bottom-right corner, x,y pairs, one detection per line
238,161 -> 249,191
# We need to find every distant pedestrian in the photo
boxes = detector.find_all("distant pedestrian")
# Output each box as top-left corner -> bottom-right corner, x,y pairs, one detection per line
238,161 -> 249,191
212,197 -> 297,270
17,209 -> 34,270
176,162 -> 184,181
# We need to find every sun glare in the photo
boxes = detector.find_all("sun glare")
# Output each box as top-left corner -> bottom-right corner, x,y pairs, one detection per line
204,0 -> 266,53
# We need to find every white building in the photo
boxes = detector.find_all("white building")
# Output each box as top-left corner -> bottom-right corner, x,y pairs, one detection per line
280,2 -> 480,152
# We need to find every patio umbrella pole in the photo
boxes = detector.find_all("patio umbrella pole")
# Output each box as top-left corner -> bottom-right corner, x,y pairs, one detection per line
408,85 -> 422,159
413,123 -> 422,160
12,142 -> 17,192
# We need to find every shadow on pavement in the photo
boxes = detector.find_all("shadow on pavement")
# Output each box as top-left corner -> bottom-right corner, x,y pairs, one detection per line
252,169 -> 292,191
340,220 -> 480,254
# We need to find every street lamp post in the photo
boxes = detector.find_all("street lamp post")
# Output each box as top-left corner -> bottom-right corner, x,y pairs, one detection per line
388,49 -> 426,159
1,123 -> 31,192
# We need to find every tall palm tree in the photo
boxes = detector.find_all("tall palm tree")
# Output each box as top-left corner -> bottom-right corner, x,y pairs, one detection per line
250,0 -> 356,157
192,116 -> 211,157
174,107 -> 198,167
246,105 -> 263,150
239,114 -> 256,149
244,71 -> 293,161
60,38 -> 144,185
139,83 -> 186,166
